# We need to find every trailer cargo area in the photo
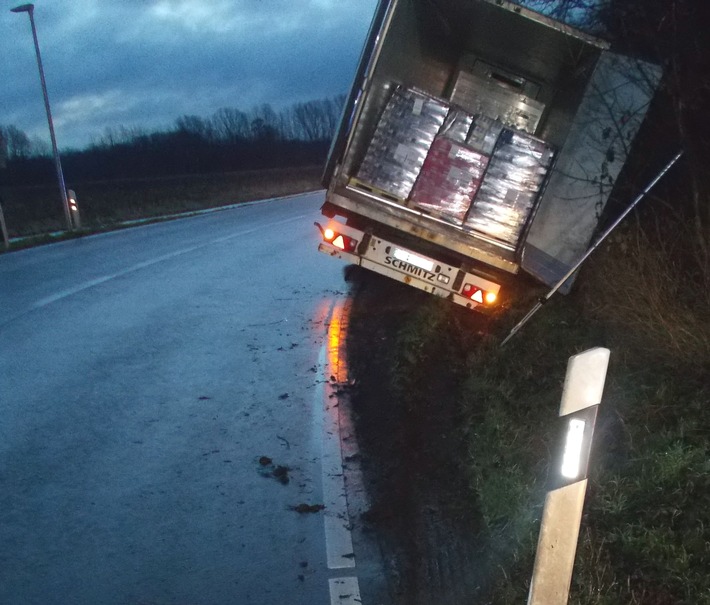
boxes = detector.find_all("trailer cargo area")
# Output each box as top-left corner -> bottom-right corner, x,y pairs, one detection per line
319,0 -> 659,309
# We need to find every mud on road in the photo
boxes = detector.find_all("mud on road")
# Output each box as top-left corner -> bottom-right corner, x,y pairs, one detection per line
344,267 -> 491,605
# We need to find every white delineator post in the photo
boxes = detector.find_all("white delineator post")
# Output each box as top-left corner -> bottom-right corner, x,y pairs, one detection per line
527,347 -> 610,605
0,201 -> 9,250
67,189 -> 81,229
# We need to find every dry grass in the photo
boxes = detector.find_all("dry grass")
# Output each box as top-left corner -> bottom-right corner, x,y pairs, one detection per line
582,216 -> 710,371
0,166 -> 323,237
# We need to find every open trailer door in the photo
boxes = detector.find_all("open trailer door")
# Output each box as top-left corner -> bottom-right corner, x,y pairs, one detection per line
521,53 -> 662,292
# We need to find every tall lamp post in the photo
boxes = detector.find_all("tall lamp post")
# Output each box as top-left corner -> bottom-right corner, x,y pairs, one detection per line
11,3 -> 73,231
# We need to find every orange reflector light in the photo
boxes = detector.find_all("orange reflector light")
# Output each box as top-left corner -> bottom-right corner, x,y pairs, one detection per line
463,283 -> 498,305
322,227 -> 358,252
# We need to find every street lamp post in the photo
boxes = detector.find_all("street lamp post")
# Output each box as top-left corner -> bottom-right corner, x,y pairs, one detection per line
11,3 -> 73,232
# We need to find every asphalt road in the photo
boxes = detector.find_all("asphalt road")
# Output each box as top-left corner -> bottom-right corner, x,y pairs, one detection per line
0,193 -> 380,605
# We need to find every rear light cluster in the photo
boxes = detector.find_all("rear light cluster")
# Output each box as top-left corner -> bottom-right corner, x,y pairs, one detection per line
322,227 -> 358,253
462,283 -> 497,305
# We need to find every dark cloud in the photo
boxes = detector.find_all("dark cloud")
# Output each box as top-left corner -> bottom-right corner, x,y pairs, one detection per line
1,0 -> 377,149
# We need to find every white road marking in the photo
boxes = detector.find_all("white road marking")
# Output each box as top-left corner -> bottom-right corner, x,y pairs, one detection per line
329,576 -> 362,605
319,299 -> 363,604
318,345 -> 356,569
28,214 -> 308,313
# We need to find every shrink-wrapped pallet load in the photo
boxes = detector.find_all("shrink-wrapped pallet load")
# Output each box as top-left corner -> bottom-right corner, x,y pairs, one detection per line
464,129 -> 555,247
409,110 -> 488,224
356,86 -> 449,200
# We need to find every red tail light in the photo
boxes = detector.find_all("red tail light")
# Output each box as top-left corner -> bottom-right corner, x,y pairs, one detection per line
462,283 -> 497,305
322,227 -> 358,252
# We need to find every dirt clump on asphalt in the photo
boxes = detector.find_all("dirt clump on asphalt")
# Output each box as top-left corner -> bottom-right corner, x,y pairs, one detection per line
345,267 -> 488,605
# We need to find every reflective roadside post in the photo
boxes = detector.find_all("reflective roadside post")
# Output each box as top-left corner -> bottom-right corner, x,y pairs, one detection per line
527,347 -> 610,605
0,201 -> 9,250
67,189 -> 81,229
10,3 -> 73,232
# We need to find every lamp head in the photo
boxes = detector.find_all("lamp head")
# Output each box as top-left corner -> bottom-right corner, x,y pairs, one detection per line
10,4 -> 34,14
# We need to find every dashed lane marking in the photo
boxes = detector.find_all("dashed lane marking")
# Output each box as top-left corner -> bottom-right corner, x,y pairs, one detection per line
329,576 -> 362,605
0,214 -> 309,331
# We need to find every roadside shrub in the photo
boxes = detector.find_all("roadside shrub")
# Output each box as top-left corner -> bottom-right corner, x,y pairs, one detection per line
583,214 -> 710,372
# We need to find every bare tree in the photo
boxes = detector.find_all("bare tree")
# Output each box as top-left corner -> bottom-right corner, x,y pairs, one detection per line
249,104 -> 282,141
175,115 -> 215,141
288,95 -> 346,142
212,107 -> 250,143
520,0 -> 608,32
29,136 -> 51,157
95,125 -> 147,149
0,124 -> 32,159
603,0 -> 710,281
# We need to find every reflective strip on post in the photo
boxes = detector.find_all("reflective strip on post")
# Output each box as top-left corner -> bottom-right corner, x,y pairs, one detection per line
67,189 -> 81,230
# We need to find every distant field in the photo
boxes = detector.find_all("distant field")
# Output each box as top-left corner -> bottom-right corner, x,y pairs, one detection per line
1,165 -> 323,238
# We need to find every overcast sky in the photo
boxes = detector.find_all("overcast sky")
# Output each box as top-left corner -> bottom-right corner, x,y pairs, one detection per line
1,0 -> 378,150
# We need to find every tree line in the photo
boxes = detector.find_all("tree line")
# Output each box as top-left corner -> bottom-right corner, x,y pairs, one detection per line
0,95 -> 345,185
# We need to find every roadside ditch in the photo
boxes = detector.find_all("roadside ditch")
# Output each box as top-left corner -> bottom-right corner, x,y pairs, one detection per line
344,267 -> 491,605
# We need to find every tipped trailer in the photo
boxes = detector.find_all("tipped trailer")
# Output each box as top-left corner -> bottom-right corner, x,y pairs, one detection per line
318,0 -> 660,310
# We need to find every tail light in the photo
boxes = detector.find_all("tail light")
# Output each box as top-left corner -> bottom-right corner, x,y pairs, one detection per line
319,224 -> 358,253
462,283 -> 498,305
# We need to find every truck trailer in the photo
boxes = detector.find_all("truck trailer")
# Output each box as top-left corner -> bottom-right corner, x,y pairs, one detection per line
317,0 -> 660,310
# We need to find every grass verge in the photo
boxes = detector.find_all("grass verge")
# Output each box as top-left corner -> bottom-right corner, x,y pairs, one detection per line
347,215 -> 709,604
0,166 -> 322,243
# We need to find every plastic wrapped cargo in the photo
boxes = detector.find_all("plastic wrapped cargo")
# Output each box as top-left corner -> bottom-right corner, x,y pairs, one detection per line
439,108 -> 473,144
464,129 -> 554,247
356,86 -> 449,200
466,114 -> 505,155
409,110 -> 489,224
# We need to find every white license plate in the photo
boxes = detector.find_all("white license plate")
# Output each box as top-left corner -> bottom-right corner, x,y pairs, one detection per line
392,248 -> 435,272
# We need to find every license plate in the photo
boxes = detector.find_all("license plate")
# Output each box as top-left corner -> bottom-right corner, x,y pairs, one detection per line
392,248 -> 435,272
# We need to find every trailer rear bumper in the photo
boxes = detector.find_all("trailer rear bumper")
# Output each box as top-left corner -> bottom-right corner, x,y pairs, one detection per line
317,222 -> 500,311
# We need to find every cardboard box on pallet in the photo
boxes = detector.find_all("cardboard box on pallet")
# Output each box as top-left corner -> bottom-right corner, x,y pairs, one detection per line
464,128 -> 555,247
356,86 -> 449,200
409,110 -> 488,224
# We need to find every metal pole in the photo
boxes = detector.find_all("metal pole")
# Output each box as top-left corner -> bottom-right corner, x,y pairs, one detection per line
13,4 -> 73,232
501,150 -> 684,346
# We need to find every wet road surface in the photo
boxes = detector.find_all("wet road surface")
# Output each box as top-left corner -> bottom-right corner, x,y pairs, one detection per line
0,193 -> 383,604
